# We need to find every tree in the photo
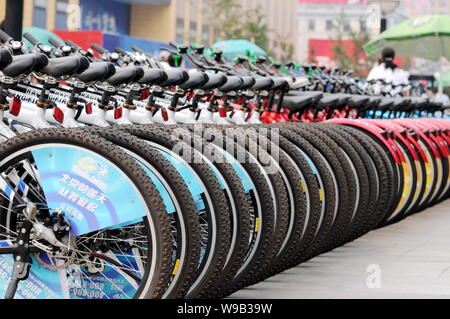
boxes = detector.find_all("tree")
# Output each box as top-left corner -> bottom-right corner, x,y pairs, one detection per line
207,0 -> 274,59
330,11 -> 377,76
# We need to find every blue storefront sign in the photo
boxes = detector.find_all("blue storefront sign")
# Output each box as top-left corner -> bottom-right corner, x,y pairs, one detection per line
79,0 -> 131,35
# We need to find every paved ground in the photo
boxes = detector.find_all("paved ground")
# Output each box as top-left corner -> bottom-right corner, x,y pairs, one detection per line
230,199 -> 450,299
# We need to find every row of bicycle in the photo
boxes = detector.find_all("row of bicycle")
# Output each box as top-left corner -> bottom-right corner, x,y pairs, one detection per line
0,29 -> 448,299
1,118 -> 449,299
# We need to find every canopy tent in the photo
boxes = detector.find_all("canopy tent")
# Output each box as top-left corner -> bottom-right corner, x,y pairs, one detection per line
22,27 -> 65,49
364,14 -> 450,61
212,39 -> 267,61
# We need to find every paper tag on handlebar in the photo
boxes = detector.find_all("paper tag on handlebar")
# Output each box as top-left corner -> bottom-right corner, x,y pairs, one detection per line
53,106 -> 64,124
114,107 -> 122,119
9,96 -> 21,116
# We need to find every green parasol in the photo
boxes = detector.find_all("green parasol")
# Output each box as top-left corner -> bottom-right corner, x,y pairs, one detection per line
364,14 -> 450,61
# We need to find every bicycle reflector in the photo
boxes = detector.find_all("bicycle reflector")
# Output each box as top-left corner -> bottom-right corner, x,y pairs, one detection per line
141,88 -> 150,100
114,107 -> 123,119
161,108 -> 169,121
219,108 -> 227,118
85,102 -> 93,115
9,97 -> 21,116
53,106 -> 65,124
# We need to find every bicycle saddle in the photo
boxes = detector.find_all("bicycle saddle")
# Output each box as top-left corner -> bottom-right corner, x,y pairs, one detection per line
379,98 -> 394,111
106,65 -> 141,87
138,68 -> 167,86
179,72 -> 209,90
317,94 -> 340,108
398,98 -> 411,111
158,69 -> 189,87
299,91 -> 324,103
43,55 -> 83,78
411,97 -> 428,109
334,94 -> 351,107
0,48 -> 12,70
2,53 -> 38,77
367,96 -> 382,109
251,77 -> 273,91
282,95 -> 314,112
32,53 -> 50,73
218,76 -> 243,93
239,76 -> 256,90
200,73 -> 227,91
348,95 -> 370,108
269,77 -> 288,91
77,62 -> 113,83
391,98 -> 404,110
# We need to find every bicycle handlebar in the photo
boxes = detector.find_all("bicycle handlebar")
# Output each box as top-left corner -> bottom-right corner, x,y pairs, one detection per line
132,45 -> 145,54
91,43 -> 107,54
66,40 -> 82,51
0,29 -> 12,43
23,32 -> 39,46
49,37 -> 63,48
115,47 -> 128,56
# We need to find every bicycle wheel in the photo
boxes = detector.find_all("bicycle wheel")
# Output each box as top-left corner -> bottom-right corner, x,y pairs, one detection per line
83,126 -> 201,299
0,128 -> 172,299
119,124 -> 231,299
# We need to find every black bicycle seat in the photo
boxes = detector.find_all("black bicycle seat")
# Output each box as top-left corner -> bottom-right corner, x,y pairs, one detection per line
251,77 -> 273,91
138,68 -> 167,85
334,94 -> 351,107
269,77 -> 288,91
77,62 -> 112,83
368,96 -> 382,108
200,73 -> 227,91
392,98 -> 404,110
43,55 -> 82,78
2,53 -> 37,77
219,76 -> 243,93
32,53 -> 50,72
348,95 -> 370,108
77,56 -> 90,74
179,72 -> 209,90
239,76 -> 256,90
0,48 -> 12,70
158,69 -> 188,87
410,97 -> 427,110
318,95 -> 340,108
379,98 -> 394,110
282,95 -> 314,112
105,62 -> 116,80
299,91 -> 324,103
106,65 -> 140,87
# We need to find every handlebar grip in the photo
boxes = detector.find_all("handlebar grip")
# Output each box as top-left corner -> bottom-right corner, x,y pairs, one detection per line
23,32 -> 39,45
91,43 -> 107,54
66,40 -> 81,50
0,29 -> 12,43
115,47 -> 128,56
49,37 -> 63,48
169,41 -> 179,49
132,45 -> 144,54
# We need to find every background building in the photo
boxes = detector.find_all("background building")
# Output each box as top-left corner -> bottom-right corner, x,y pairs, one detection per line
0,0 -> 298,61
296,0 -> 409,68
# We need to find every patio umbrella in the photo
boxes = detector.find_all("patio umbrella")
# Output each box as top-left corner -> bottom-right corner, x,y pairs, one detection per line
436,72 -> 450,87
212,39 -> 267,61
364,14 -> 450,61
22,27 -> 64,49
